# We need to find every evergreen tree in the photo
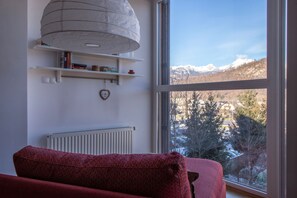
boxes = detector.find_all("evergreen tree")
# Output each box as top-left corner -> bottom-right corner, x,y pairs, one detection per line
200,94 -> 229,166
183,92 -> 229,168
229,90 -> 266,185
183,92 -> 203,156
169,94 -> 182,150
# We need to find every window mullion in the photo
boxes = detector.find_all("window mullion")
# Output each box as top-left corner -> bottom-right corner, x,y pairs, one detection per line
159,0 -> 170,153
156,79 -> 268,92
266,0 -> 286,197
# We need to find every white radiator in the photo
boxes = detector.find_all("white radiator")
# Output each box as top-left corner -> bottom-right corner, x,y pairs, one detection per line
46,127 -> 134,155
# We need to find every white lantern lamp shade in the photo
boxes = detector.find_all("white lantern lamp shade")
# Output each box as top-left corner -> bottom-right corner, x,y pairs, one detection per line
41,0 -> 140,54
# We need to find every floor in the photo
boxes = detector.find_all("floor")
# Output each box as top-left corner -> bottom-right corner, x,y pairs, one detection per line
227,190 -> 252,198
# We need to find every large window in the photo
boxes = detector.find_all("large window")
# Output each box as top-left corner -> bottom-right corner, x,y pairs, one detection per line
169,89 -> 267,191
154,0 -> 285,196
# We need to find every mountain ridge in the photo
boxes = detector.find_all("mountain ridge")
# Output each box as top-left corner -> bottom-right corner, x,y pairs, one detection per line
170,58 -> 267,102
171,58 -> 267,84
171,56 -> 256,76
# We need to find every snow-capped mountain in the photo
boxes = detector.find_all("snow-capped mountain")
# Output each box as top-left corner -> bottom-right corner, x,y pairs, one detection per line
171,56 -> 255,76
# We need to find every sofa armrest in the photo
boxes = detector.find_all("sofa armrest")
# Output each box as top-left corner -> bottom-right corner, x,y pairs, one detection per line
185,158 -> 226,198
0,174 -> 147,198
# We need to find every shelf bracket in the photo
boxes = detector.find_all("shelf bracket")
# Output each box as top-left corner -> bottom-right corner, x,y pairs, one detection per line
117,59 -> 121,85
55,70 -> 62,83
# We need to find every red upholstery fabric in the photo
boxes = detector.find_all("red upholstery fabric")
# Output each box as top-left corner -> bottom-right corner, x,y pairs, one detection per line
0,173 -> 146,198
186,158 -> 226,198
13,146 -> 191,198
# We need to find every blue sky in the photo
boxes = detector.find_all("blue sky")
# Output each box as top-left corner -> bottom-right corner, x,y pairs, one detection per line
170,0 -> 267,66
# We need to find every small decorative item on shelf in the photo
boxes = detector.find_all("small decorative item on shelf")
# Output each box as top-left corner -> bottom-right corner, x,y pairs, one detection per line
64,51 -> 72,69
36,38 -> 49,46
41,41 -> 49,46
72,63 -> 87,70
99,66 -> 110,72
93,66 -> 118,73
110,67 -> 118,73
91,65 -> 99,71
128,69 -> 135,74
59,52 -> 65,68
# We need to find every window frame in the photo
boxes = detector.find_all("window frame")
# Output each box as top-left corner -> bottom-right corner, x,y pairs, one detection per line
152,0 -> 286,197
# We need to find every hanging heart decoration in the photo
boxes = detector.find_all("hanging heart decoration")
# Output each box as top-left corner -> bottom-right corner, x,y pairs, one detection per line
99,89 -> 110,100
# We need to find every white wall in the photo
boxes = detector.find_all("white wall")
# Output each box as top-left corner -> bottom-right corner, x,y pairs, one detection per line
27,0 -> 153,153
0,0 -> 28,174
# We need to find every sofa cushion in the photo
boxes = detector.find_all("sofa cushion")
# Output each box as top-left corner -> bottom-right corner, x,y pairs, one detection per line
13,146 -> 191,198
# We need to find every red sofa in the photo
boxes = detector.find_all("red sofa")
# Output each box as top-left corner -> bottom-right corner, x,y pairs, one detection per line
0,173 -> 145,198
0,146 -> 226,198
187,158 -> 226,198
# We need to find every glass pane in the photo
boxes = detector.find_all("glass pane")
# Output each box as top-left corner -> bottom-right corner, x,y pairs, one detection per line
170,0 -> 267,85
169,89 -> 267,191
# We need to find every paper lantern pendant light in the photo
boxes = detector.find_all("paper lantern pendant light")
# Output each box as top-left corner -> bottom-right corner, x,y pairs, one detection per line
41,0 -> 140,54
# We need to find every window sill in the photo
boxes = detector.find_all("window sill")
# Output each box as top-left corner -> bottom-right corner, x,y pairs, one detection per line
226,181 -> 266,198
